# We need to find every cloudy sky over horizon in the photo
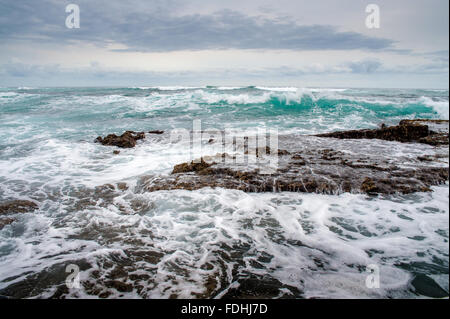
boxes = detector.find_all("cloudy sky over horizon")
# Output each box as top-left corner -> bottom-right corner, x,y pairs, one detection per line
0,0 -> 448,88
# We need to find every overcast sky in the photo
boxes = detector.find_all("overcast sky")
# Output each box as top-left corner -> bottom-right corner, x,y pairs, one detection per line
0,0 -> 448,88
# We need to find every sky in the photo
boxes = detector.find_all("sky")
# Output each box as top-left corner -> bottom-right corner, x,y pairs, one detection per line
0,0 -> 448,88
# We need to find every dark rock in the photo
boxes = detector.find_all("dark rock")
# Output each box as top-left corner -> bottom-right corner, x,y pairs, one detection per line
105,280 -> 133,293
221,274 -> 302,299
116,182 -> 128,191
171,158 -> 213,174
0,217 -> 15,230
417,155 -> 434,162
142,148 -> 448,195
96,131 -> 146,148
418,133 -> 449,146
113,150 -> 120,155
399,119 -> 449,126
245,147 -> 290,157
148,130 -> 164,134
316,119 -> 449,146
0,260 -> 91,299
277,149 -> 291,156
361,178 -> 378,194
0,200 -> 38,215
411,274 -> 448,298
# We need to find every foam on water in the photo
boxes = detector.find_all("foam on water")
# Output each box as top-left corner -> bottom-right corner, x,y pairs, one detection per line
0,184 -> 448,298
0,86 -> 448,298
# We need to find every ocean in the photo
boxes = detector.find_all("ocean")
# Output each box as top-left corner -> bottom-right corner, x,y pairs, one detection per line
0,86 -> 448,298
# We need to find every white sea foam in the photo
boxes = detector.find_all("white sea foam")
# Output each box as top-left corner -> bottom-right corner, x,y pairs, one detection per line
1,184 -> 447,298
0,87 -> 448,298
419,96 -> 449,119
255,86 -> 299,92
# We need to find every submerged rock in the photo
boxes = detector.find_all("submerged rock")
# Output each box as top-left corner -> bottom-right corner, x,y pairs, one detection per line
0,200 -> 39,230
95,131 -> 145,148
221,274 -> 302,299
0,217 -> 14,230
316,119 -> 449,146
0,200 -> 38,215
411,274 -> 448,298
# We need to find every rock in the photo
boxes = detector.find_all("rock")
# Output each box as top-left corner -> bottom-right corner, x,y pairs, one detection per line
418,133 -> 449,146
95,131 -> 145,148
0,217 -> 15,230
172,158 -> 213,174
399,119 -> 449,126
360,178 -> 378,194
141,147 -> 448,195
221,274 -> 302,299
0,260 -> 91,299
277,149 -> 291,156
113,150 -> 120,155
245,147 -> 290,157
316,120 -> 449,146
107,119 -> 448,196
117,182 -> 128,191
411,274 -> 448,298
105,280 -> 133,293
0,200 -> 38,215
148,130 -> 164,134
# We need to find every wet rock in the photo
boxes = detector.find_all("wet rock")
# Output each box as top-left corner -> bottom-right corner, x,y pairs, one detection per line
0,260 -> 91,299
417,155 -> 434,162
0,200 -> 38,215
113,150 -> 120,155
277,149 -> 291,156
98,291 -> 112,299
105,280 -> 133,293
0,217 -> 15,230
399,119 -> 449,126
245,147 -> 290,157
360,178 -> 378,194
116,182 -> 128,191
142,147 -> 448,195
95,131 -> 145,148
316,120 -> 449,146
148,130 -> 164,134
171,158 -> 213,174
119,118 -> 449,196
418,133 -> 449,146
411,274 -> 448,298
221,274 -> 302,299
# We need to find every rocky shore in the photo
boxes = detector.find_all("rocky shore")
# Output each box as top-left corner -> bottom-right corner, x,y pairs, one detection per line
0,119 -> 448,299
139,119 -> 449,196
1,120 -> 447,222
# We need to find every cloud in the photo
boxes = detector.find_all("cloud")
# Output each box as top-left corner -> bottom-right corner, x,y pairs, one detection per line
1,59 -> 448,88
3,58 -> 447,81
0,61 -> 61,77
346,59 -> 382,74
0,0 -> 395,52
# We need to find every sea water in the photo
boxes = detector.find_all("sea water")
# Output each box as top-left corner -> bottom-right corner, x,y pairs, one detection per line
0,86 -> 448,298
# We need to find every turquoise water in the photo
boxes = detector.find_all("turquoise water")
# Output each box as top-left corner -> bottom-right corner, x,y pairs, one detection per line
0,87 -> 447,141
0,86 -> 448,299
